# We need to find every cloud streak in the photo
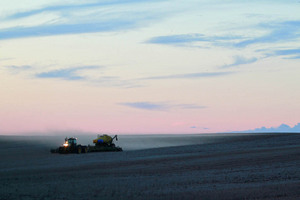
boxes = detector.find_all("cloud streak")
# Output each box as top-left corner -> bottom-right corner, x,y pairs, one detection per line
147,34 -> 210,44
0,0 -> 168,40
5,65 -> 32,70
35,66 -> 100,80
147,20 -> 300,50
0,20 -> 145,40
175,104 -> 206,109
119,102 -> 168,110
5,64 -> 235,88
271,48 -> 300,59
141,71 -> 234,80
146,20 -> 300,67
146,33 -> 244,47
32,65 -> 140,88
238,123 -> 300,133
119,102 -> 206,111
4,0 -> 161,20
3,65 -> 32,75
235,21 -> 300,48
220,56 -> 257,68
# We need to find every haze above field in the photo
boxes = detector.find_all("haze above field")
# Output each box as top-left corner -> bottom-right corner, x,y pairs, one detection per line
1,0 -> 300,134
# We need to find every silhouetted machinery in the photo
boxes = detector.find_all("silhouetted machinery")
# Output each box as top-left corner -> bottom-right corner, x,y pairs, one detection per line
89,134 -> 122,152
51,134 -> 122,154
51,137 -> 88,154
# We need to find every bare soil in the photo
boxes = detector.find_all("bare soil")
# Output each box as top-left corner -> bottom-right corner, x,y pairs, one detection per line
0,133 -> 299,200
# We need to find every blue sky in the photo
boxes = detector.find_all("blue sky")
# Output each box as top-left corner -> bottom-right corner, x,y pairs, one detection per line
1,0 -> 300,134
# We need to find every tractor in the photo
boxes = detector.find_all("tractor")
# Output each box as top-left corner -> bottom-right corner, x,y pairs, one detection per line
51,137 -> 88,154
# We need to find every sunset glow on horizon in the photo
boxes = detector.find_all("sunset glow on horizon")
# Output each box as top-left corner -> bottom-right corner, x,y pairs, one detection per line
1,0 -> 300,134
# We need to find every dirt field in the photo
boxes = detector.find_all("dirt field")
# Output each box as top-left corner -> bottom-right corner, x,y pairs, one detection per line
0,133 -> 299,200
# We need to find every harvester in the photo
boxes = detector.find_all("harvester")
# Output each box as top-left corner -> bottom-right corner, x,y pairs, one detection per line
88,134 -> 122,152
51,137 -> 88,154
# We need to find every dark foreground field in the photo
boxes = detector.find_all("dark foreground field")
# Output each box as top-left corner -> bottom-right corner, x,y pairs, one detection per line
0,133 -> 299,200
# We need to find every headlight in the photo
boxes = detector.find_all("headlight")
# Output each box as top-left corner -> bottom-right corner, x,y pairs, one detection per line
63,143 -> 69,147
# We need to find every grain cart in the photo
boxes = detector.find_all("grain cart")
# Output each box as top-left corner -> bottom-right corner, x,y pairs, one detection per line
88,134 -> 122,152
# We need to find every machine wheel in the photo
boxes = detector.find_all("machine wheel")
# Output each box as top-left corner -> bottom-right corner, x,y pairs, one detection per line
58,147 -> 64,154
83,147 -> 88,153
77,147 -> 82,154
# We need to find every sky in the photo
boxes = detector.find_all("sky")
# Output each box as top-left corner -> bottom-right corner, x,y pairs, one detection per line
1,0 -> 300,134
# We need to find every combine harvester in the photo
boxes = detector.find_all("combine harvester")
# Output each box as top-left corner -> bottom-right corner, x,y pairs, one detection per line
51,134 -> 122,154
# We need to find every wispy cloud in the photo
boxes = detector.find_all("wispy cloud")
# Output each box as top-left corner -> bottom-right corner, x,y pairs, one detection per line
0,19 -> 151,40
35,66 -> 100,80
147,33 -> 209,44
271,48 -> 300,59
119,102 -> 206,111
220,56 -> 257,68
90,76 -> 143,88
30,65 -> 140,88
235,21 -> 300,48
146,20 -> 300,50
3,65 -> 32,74
146,33 -> 243,47
119,102 -> 168,110
141,71 -> 234,80
3,64 -> 141,88
146,20 -> 300,67
175,104 -> 206,109
5,65 -> 32,70
0,0 -> 168,40
289,55 -> 300,59
190,126 -> 209,130
237,123 -> 300,133
4,0 -> 162,20
5,64 -> 234,88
